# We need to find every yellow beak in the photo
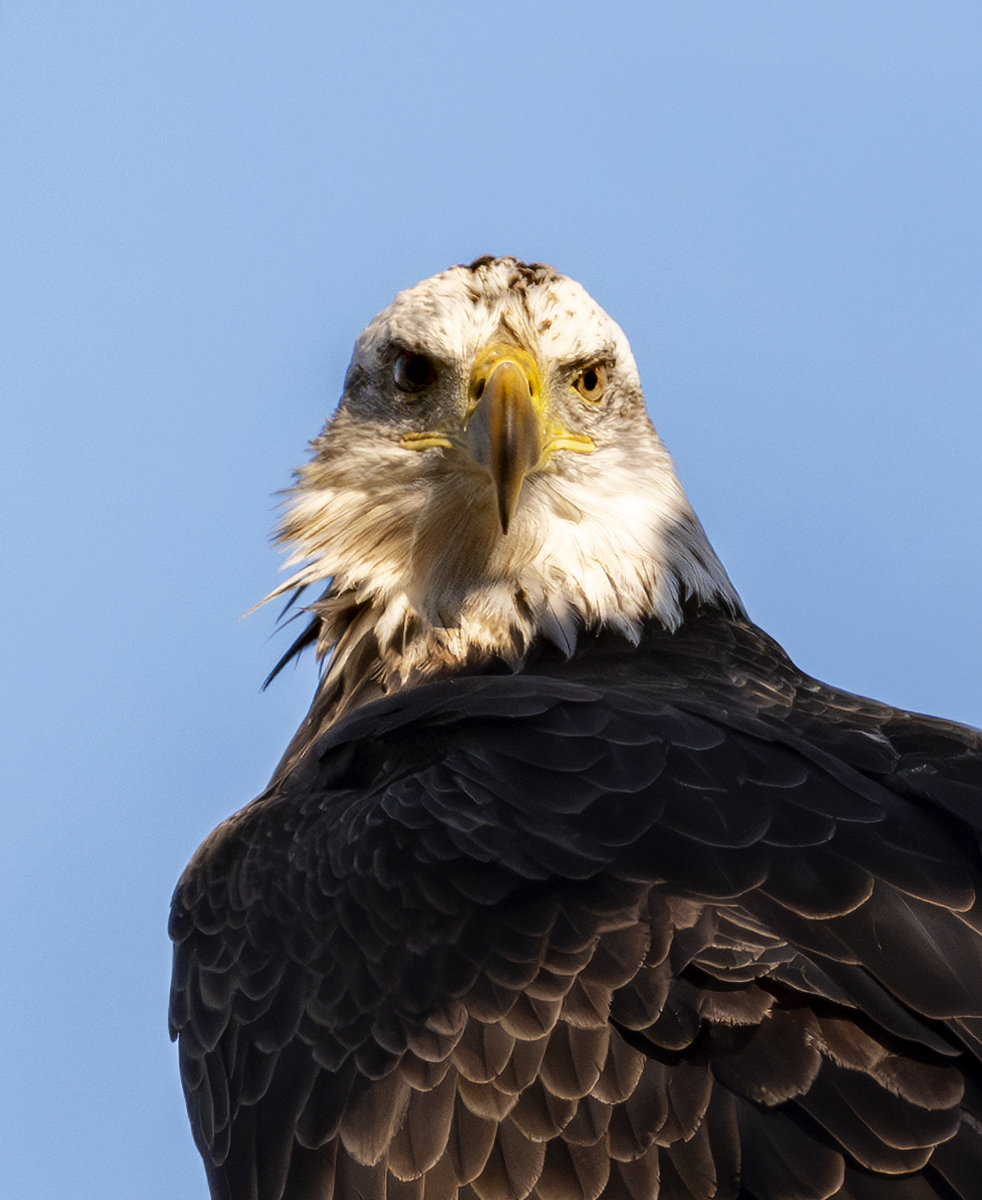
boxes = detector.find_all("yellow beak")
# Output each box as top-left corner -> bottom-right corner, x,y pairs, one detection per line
464,349 -> 544,534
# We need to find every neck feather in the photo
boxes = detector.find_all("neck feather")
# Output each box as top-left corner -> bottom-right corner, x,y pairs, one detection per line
263,422 -> 743,714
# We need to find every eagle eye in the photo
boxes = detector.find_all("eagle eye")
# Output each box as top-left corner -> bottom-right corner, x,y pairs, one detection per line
574,363 -> 608,403
393,352 -> 437,393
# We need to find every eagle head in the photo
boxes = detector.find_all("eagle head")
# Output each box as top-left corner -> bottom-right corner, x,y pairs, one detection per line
267,258 -> 741,694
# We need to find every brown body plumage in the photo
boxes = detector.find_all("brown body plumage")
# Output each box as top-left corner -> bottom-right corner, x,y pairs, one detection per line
171,259 -> 982,1200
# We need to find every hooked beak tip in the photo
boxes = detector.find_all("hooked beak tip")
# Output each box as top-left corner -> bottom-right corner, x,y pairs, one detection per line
498,500 -> 511,536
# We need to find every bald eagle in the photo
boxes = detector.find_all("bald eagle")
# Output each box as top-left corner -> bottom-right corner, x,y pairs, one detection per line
170,258 -> 982,1200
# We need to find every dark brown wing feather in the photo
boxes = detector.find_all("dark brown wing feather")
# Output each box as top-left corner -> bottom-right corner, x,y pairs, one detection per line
170,614 -> 982,1200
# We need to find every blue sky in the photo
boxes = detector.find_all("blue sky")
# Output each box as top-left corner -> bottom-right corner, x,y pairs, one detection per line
1,3 -> 979,1197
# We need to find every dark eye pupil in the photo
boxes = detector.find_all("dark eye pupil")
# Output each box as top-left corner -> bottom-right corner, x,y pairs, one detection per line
404,355 -> 431,386
575,363 -> 607,402
394,353 -> 436,392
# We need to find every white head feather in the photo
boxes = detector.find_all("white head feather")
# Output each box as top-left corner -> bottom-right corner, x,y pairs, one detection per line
268,258 -> 742,700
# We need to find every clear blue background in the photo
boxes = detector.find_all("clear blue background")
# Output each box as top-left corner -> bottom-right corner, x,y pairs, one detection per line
1,4 -> 979,1197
